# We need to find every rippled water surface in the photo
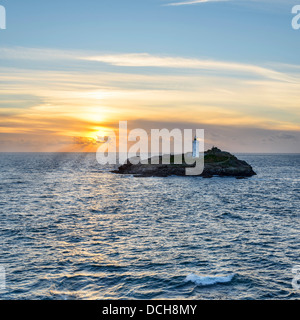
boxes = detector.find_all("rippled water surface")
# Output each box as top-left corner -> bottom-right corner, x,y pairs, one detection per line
0,153 -> 299,300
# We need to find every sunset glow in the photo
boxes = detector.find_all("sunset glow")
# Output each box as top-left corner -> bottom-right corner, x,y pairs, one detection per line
0,1 -> 299,153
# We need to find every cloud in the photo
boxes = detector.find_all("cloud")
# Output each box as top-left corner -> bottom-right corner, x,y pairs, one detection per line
82,53 -> 294,82
1,47 -> 300,152
275,133 -> 297,140
73,136 -> 100,145
0,47 -> 296,82
0,47 -> 79,61
165,0 -> 229,6
164,0 -> 293,6
123,119 -> 300,153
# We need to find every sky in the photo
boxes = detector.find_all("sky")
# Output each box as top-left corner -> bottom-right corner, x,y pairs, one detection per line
0,0 -> 300,152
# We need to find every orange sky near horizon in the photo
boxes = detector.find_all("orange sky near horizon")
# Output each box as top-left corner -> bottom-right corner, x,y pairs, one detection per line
0,50 -> 300,153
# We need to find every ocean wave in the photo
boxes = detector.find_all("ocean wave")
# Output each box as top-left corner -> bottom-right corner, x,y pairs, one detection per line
184,273 -> 235,286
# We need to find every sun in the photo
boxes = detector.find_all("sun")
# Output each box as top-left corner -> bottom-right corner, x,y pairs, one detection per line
86,127 -> 115,142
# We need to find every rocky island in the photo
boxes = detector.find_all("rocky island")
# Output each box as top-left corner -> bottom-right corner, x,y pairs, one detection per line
112,147 -> 256,178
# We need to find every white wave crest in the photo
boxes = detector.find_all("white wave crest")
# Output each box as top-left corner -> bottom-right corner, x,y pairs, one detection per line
185,273 -> 235,286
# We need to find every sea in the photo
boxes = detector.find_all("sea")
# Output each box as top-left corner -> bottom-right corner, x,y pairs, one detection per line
0,153 -> 299,300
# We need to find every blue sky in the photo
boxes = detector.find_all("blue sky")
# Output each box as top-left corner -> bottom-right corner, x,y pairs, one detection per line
1,0 -> 299,63
0,0 -> 300,152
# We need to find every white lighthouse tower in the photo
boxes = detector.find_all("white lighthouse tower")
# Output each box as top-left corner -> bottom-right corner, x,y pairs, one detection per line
192,136 -> 199,158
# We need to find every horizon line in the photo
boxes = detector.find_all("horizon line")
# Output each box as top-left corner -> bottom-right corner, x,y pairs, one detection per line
1,151 -> 299,154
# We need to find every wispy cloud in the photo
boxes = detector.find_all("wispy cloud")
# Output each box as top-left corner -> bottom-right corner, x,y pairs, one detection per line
0,47 -> 79,61
1,47 -> 295,82
82,53 -> 295,82
164,0 -> 293,7
165,0 -> 229,7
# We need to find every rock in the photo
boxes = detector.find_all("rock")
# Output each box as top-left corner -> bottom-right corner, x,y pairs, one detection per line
112,147 -> 256,178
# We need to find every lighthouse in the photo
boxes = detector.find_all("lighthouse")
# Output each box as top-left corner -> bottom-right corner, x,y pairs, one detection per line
192,136 -> 199,158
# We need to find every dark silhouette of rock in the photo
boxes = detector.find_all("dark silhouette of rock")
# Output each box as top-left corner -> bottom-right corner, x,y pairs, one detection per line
112,147 -> 256,178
